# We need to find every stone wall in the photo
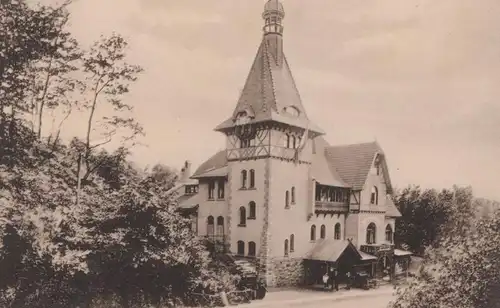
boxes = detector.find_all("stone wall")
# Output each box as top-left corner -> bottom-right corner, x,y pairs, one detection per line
269,257 -> 304,287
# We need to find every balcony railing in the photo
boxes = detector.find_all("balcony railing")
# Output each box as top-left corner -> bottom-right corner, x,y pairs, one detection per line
314,200 -> 349,212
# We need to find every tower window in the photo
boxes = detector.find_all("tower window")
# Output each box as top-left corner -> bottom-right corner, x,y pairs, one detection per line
285,191 -> 290,208
248,201 -> 256,219
366,223 -> 376,244
334,223 -> 341,240
284,239 -> 289,257
310,225 -> 316,241
208,181 -> 215,200
248,241 -> 256,257
241,170 -> 247,189
207,216 -> 214,236
320,225 -> 326,239
290,234 -> 295,252
237,241 -> 245,255
370,186 -> 379,205
291,187 -> 296,204
217,179 -> 225,199
385,224 -> 393,243
239,207 -> 247,226
240,137 -> 253,148
249,169 -> 255,188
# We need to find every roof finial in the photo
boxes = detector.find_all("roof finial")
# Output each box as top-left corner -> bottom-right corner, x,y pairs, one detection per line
262,0 -> 285,35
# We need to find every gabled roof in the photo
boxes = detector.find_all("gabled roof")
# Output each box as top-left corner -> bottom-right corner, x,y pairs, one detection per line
324,142 -> 383,191
214,36 -> 323,135
311,137 -> 349,187
305,239 -> 362,262
191,150 -> 227,179
385,196 -> 402,217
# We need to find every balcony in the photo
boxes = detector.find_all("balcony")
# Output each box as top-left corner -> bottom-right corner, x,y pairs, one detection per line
314,200 -> 349,213
360,243 -> 395,256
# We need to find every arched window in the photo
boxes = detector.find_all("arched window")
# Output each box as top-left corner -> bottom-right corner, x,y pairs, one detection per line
285,191 -> 290,208
291,187 -> 296,204
334,223 -> 341,240
370,186 -> 379,205
216,216 -> 224,236
248,241 -> 256,257
207,216 -> 214,236
385,224 -> 393,243
237,241 -> 245,255
241,170 -> 247,188
248,201 -> 256,219
239,207 -> 246,226
366,223 -> 377,244
284,239 -> 289,256
290,234 -> 295,252
320,225 -> 326,239
310,225 -> 316,241
249,169 -> 255,188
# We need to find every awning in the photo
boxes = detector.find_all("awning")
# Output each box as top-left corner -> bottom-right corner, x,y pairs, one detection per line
394,249 -> 413,257
305,239 -> 361,262
359,251 -> 377,261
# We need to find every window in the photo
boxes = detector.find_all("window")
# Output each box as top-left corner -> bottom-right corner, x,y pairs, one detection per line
248,241 -> 256,257
249,169 -> 255,188
284,239 -> 289,256
285,191 -> 290,208
370,186 -> 379,205
285,134 -> 290,148
248,201 -> 256,219
385,224 -> 393,243
185,185 -> 198,194
291,187 -> 295,204
320,225 -> 326,239
292,136 -> 296,149
376,163 -> 381,176
310,225 -> 316,241
315,185 -> 321,201
240,138 -> 251,148
216,216 -> 224,236
217,180 -> 225,199
366,223 -> 376,244
207,216 -> 214,236
208,181 -> 215,200
237,241 -> 245,255
290,234 -> 295,252
191,216 -> 198,235
334,223 -> 341,240
239,207 -> 246,226
241,170 -> 247,189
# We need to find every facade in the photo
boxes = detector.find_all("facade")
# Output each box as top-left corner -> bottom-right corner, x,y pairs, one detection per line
172,0 -> 411,287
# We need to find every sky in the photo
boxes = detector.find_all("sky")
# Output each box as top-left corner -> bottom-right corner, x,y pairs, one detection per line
38,0 -> 500,200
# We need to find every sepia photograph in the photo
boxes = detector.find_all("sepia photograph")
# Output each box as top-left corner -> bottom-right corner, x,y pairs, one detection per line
1,0 -> 499,307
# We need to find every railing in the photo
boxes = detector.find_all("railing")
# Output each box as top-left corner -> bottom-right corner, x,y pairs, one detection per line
314,200 -> 349,212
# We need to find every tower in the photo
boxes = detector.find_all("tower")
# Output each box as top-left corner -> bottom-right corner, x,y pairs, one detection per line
214,0 -> 324,287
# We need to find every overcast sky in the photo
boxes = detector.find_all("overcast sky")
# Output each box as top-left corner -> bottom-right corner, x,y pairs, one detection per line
40,0 -> 500,200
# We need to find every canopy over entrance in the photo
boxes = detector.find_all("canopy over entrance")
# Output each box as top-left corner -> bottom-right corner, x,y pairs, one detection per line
305,239 -> 362,262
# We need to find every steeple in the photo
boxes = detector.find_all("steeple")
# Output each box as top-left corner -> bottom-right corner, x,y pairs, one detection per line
215,0 -> 323,137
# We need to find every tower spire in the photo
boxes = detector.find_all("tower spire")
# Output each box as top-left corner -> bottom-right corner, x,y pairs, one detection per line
262,0 -> 285,36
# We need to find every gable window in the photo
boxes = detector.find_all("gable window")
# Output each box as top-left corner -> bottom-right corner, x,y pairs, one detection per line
290,234 -> 295,252
285,191 -> 290,209
248,201 -> 256,219
385,224 -> 393,243
370,186 -> 379,205
366,223 -> 376,244
207,216 -> 214,236
216,216 -> 224,236
239,207 -> 247,226
284,239 -> 289,256
248,241 -> 256,257
241,170 -> 247,189
249,169 -> 255,188
334,223 -> 341,240
310,225 -> 316,241
217,179 -> 225,199
208,181 -> 215,200
320,225 -> 326,239
291,187 -> 296,204
237,241 -> 245,255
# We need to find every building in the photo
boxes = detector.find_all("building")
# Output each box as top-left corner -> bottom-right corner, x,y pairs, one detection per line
172,0 -> 412,288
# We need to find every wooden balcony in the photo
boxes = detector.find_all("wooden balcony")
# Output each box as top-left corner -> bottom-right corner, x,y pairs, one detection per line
314,200 -> 349,213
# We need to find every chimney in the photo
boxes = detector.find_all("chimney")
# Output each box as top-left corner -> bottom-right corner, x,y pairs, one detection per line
180,160 -> 191,182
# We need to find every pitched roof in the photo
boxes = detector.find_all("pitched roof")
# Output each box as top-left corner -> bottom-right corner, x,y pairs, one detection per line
191,150 -> 227,178
311,137 -> 349,187
324,142 -> 382,191
214,36 -> 323,135
305,239 -> 362,262
385,196 -> 402,217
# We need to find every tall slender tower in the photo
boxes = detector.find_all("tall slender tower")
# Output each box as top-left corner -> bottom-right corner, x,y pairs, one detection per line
215,0 -> 324,287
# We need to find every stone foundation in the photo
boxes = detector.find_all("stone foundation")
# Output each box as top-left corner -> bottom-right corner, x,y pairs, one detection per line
268,257 -> 304,287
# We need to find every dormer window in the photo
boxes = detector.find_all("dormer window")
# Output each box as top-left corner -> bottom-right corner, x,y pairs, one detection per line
283,106 -> 300,118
